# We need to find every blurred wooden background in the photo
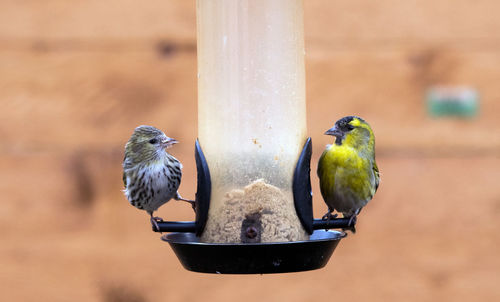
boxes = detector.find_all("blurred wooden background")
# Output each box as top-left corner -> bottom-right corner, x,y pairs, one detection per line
1,1 -> 499,301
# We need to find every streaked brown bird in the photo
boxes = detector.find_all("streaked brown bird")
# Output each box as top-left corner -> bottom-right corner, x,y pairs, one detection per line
122,125 -> 194,230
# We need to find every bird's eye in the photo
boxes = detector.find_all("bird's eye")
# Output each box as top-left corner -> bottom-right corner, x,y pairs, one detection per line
346,124 -> 355,131
149,138 -> 158,144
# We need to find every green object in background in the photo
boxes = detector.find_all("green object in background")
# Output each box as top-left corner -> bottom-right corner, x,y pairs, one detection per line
426,86 -> 479,117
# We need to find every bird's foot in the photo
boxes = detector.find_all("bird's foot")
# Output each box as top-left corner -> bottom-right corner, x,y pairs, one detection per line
180,198 -> 196,212
321,211 -> 338,230
185,200 -> 196,212
343,214 -> 357,233
347,214 -> 357,226
321,212 -> 338,221
175,193 -> 196,212
150,216 -> 164,233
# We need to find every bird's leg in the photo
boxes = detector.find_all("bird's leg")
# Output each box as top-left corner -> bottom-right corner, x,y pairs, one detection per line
347,214 -> 356,227
343,213 -> 358,233
347,208 -> 361,227
321,207 -> 337,220
321,208 -> 338,229
150,214 -> 164,233
175,192 -> 196,212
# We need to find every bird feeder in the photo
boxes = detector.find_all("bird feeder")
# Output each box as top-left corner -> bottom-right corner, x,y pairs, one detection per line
155,0 -> 355,274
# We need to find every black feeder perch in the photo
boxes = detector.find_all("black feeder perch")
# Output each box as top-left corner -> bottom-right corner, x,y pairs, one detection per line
152,1 -> 356,274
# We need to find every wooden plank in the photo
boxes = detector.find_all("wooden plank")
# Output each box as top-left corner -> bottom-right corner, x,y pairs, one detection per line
0,0 -> 196,41
1,2 -> 500,302
0,52 -> 198,152
2,1 -> 500,49
305,0 -> 500,46
306,50 -> 500,151
2,157 -> 500,302
1,49 -> 499,154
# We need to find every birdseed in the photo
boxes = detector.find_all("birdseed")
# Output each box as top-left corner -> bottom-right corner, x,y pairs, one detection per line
201,179 -> 309,243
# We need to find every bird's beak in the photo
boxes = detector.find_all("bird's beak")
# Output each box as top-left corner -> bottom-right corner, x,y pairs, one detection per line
161,137 -> 178,148
324,126 -> 343,137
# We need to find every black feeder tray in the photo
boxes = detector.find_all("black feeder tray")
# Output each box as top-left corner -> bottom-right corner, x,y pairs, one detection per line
154,138 -> 356,274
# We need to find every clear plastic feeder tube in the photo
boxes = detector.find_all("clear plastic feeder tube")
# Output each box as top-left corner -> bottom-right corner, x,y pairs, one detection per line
197,0 -> 308,243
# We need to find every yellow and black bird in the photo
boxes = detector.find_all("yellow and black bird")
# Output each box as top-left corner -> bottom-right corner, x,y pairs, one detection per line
317,116 -> 380,231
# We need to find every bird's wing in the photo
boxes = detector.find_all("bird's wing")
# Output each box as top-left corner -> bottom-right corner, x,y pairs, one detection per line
122,171 -> 127,188
317,149 -> 325,177
317,148 -> 336,205
317,148 -> 330,179
122,154 -> 130,188
373,160 -> 380,192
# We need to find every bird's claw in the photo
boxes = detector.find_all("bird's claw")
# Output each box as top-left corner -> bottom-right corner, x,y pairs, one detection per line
343,214 -> 358,233
181,199 -> 197,213
175,193 -> 197,213
321,212 -> 338,221
185,200 -> 197,213
150,216 -> 164,233
321,211 -> 337,230
347,214 -> 357,227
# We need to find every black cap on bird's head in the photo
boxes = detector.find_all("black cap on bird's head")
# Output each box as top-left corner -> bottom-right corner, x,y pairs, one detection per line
324,116 -> 370,146
325,116 -> 363,136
